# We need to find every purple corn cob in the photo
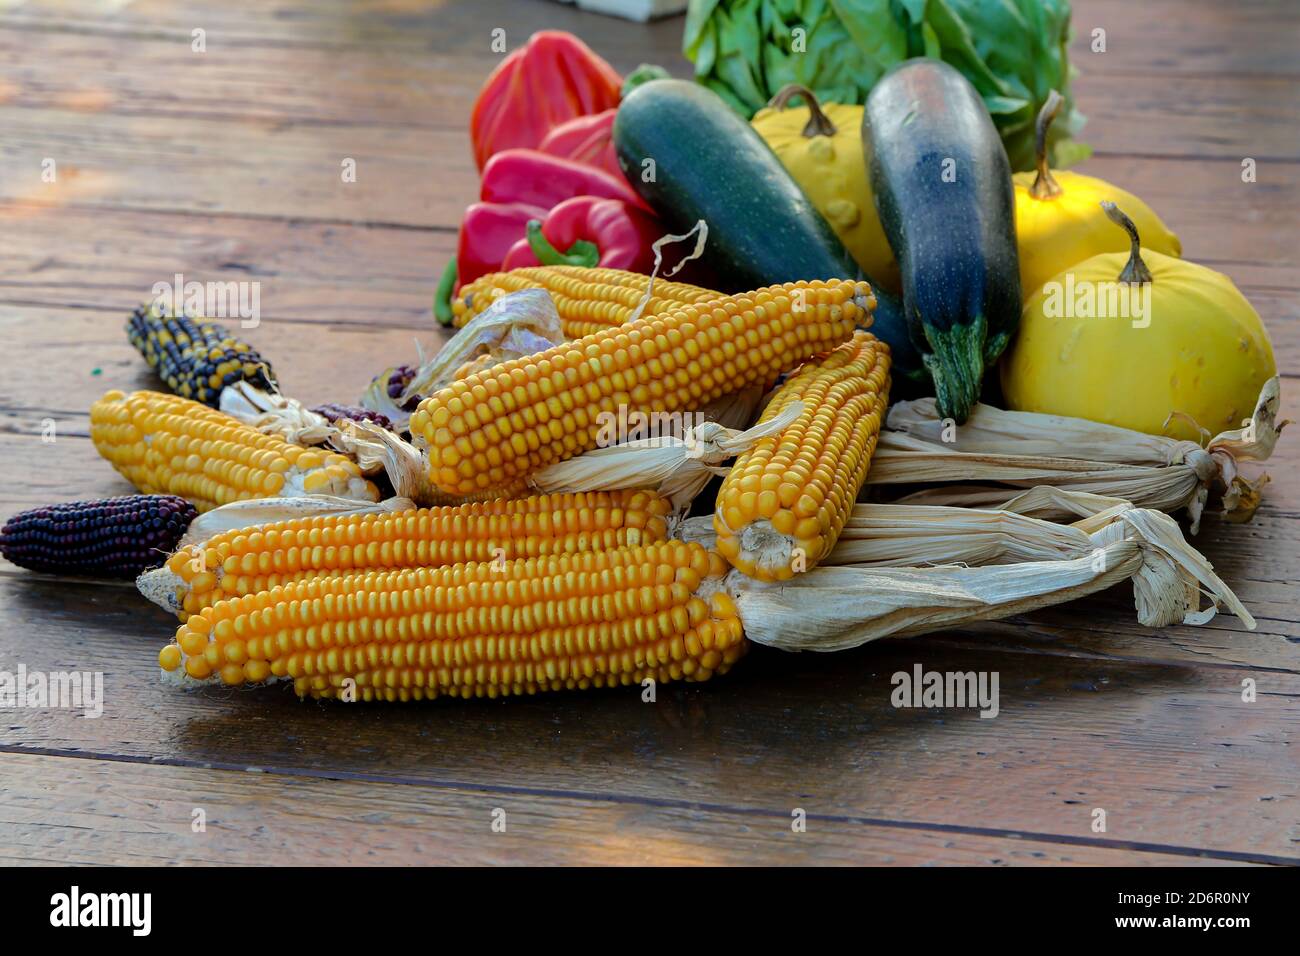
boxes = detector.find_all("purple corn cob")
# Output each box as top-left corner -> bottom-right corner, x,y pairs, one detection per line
0,495 -> 197,578
310,403 -> 393,431
384,364 -> 424,412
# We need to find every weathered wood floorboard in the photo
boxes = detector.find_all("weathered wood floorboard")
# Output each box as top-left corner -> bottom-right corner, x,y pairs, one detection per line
3,753 -> 1262,866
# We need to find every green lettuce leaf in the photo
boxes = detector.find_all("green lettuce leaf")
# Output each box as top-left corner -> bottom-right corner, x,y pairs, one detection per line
681,0 -> 1086,171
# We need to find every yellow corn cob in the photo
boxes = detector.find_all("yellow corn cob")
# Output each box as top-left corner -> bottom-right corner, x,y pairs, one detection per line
157,541 -> 746,701
91,390 -> 379,512
414,279 -> 873,497
714,332 -> 890,581
452,265 -> 722,339
160,489 -> 672,620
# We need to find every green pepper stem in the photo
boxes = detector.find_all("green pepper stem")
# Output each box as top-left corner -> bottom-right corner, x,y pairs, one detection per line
1101,201 -> 1154,284
526,220 -> 600,268
433,257 -> 457,326
1029,90 -> 1065,200
767,83 -> 837,138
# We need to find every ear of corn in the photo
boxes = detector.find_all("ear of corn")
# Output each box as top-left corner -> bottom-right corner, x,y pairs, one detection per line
91,390 -> 379,512
157,540 -> 746,701
127,304 -> 277,407
715,331 -> 890,581
413,279 -> 872,498
452,265 -> 722,339
158,489 -> 672,620
0,495 -> 197,578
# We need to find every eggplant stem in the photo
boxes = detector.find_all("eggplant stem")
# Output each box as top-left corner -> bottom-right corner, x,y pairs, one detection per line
1029,90 -> 1065,200
1101,201 -> 1154,284
921,316 -> 988,425
767,84 -> 837,138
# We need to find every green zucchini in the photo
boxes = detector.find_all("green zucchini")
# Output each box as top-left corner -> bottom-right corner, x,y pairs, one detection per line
862,59 -> 1021,422
613,78 -> 923,381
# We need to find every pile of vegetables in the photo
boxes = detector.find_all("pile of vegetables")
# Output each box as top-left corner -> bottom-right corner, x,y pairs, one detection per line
2,17 -> 1284,709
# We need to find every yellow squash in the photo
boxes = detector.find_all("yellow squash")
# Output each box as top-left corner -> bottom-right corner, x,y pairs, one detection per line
751,84 -> 899,294
1002,203 -> 1276,441
1014,91 -> 1181,297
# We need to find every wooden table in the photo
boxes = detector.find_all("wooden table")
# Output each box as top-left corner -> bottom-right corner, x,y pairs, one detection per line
0,0 -> 1295,866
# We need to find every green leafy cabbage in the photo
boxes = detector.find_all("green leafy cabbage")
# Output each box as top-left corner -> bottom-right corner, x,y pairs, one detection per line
682,0 -> 1088,171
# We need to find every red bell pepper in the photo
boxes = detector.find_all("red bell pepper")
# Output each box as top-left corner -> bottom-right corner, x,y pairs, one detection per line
455,200 -> 547,288
501,196 -> 662,273
470,31 -> 622,171
537,109 -> 620,180
481,148 -> 649,213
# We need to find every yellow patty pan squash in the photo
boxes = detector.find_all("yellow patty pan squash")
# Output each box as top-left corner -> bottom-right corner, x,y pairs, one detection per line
1014,92 -> 1181,297
752,84 -> 900,294
1003,203 -> 1276,442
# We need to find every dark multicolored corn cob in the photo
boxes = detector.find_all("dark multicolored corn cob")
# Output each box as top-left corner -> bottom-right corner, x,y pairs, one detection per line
309,403 -> 393,431
0,495 -> 197,578
127,303 -> 278,407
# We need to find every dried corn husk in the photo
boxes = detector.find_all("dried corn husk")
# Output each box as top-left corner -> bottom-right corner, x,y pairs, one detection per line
866,377 -> 1285,532
527,388 -> 787,510
627,220 -> 709,324
679,487 -> 1131,568
219,381 -> 336,447
362,289 -> 565,431
725,505 -> 1253,653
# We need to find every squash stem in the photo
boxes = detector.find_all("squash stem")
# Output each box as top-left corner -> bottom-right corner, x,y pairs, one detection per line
1101,201 -> 1154,284
766,83 -> 837,138
1029,90 -> 1065,200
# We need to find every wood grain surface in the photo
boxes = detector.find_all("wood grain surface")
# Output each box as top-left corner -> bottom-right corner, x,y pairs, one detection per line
0,0 -> 1296,866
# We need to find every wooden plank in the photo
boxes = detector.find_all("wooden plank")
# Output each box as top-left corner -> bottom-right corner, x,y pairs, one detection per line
1,0 -> 1294,79
1075,75 -> 1300,162
0,752 -> 1248,866
0,0 -> 691,66
0,107 -> 474,228
4,27 -> 1297,162
0,25 -> 491,130
0,205 -> 452,326
0,575 -> 1294,862
1066,0 -> 1300,77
